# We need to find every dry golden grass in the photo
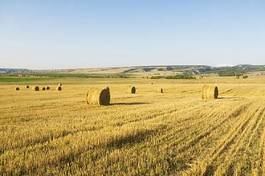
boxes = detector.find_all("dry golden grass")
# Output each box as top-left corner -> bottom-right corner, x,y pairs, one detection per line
1,77 -> 265,175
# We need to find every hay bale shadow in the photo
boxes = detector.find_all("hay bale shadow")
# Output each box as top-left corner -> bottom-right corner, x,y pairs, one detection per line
106,130 -> 154,149
110,102 -> 149,106
217,96 -> 240,100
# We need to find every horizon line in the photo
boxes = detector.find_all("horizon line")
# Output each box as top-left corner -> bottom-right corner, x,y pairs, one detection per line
0,63 -> 261,70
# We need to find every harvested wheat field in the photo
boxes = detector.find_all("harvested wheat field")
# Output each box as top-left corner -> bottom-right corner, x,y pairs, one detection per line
1,77 -> 265,175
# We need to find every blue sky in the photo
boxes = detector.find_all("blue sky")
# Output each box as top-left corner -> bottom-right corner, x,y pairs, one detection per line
0,0 -> 265,69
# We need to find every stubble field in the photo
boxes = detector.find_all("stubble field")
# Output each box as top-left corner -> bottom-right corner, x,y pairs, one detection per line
1,77 -> 265,176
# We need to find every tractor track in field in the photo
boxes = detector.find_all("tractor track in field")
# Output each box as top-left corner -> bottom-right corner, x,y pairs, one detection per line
60,99 -> 252,175
1,99 -> 211,173
0,99 -> 238,174
154,102 -> 241,149
177,102 -> 250,155
213,105 -> 265,175
66,99 -> 252,175
180,100 -> 264,176
260,119 -> 265,176
0,99 -> 199,153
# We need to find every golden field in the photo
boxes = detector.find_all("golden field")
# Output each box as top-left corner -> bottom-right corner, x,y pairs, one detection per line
1,77 -> 265,175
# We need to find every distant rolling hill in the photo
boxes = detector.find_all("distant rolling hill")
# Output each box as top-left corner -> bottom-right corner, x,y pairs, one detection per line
43,65 -> 265,77
1,65 -> 265,77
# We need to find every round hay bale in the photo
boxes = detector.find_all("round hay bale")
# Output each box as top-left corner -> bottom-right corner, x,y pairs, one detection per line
86,87 -> 110,106
160,88 -> 164,93
33,86 -> 39,91
42,87 -> 46,91
57,86 -> 62,91
46,86 -> 50,90
131,86 -> 136,94
15,87 -> 20,91
26,85 -> 30,89
202,85 -> 218,100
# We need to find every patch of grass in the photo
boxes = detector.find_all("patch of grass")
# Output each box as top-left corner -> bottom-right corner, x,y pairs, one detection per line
151,74 -> 196,79
0,76 -> 55,83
